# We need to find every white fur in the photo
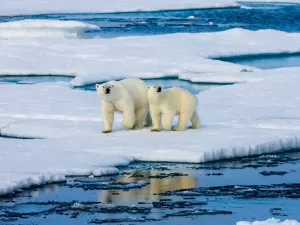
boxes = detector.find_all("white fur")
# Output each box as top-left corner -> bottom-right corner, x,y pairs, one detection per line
148,86 -> 200,131
96,78 -> 151,133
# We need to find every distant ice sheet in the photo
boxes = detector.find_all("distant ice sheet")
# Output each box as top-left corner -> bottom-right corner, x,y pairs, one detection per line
1,0 -> 300,16
0,0 -> 239,16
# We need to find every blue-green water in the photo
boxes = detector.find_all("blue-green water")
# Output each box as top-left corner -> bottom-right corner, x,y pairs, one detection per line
0,3 -> 300,38
216,53 -> 300,69
1,151 -> 300,225
0,75 -> 230,95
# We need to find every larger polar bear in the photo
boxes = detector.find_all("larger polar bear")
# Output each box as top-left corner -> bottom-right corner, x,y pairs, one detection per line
96,78 -> 151,133
148,85 -> 200,132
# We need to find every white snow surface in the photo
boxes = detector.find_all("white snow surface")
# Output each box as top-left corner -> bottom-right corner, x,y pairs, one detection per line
1,70 -> 300,195
0,19 -> 100,39
1,0 -> 300,16
237,218 -> 300,225
2,29 -> 300,85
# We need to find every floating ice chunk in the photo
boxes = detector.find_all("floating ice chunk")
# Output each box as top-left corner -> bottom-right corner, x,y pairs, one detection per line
187,15 -> 196,20
71,203 -> 85,209
237,218 -> 300,225
93,167 -> 119,177
0,19 -> 100,39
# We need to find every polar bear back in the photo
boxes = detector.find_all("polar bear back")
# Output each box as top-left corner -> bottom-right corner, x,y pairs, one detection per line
119,78 -> 148,110
159,87 -> 198,113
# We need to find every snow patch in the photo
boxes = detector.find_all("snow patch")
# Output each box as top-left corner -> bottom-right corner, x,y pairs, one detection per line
0,19 -> 100,39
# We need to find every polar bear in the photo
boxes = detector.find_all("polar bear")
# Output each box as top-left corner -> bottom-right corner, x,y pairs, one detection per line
148,85 -> 200,132
95,78 -> 152,133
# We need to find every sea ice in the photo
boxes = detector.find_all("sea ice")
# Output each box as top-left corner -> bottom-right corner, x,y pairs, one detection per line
1,0 -> 300,16
1,72 -> 300,195
1,29 -> 300,86
0,19 -> 100,39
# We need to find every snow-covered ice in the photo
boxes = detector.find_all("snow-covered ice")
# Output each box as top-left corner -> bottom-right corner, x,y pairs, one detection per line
1,0 -> 299,16
237,218 -> 300,225
0,19 -> 100,39
1,29 -> 300,86
1,70 -> 300,195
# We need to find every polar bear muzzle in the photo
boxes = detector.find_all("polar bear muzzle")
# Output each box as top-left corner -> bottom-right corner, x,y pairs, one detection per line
105,87 -> 110,94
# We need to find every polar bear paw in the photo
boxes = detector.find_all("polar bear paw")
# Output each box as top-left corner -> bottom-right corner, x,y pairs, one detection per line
102,130 -> 112,134
171,126 -> 185,131
151,128 -> 160,132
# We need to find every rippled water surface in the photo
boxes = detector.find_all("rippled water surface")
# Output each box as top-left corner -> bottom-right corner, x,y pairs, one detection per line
1,3 -> 300,37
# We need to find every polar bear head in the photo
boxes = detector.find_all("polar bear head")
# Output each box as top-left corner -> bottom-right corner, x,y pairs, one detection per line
147,85 -> 165,94
147,85 -> 165,103
95,81 -> 122,102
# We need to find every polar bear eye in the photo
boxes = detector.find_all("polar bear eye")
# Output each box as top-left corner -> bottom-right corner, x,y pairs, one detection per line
154,86 -> 156,88
102,86 -> 105,88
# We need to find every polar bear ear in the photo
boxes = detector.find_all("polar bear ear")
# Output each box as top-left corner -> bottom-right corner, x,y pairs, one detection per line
148,86 -> 150,89
161,85 -> 165,89
112,84 -> 114,88
95,84 -> 100,89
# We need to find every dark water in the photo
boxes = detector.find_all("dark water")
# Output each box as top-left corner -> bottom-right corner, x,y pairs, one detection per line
0,75 -> 230,95
0,3 -> 300,38
1,150 -> 300,225
216,53 -> 300,69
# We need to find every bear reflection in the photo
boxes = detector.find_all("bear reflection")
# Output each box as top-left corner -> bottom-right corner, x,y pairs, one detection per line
100,171 -> 197,204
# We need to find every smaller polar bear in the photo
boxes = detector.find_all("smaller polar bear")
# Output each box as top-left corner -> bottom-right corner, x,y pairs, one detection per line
96,78 -> 151,133
148,85 -> 200,132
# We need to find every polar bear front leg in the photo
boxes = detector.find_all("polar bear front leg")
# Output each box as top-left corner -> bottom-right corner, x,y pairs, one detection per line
149,106 -> 161,132
102,102 -> 114,133
162,113 -> 175,131
122,108 -> 135,129
133,107 -> 147,129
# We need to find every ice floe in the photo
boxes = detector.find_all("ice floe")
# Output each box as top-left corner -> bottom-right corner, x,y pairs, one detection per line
1,71 -> 300,195
0,19 -> 100,39
1,29 -> 300,85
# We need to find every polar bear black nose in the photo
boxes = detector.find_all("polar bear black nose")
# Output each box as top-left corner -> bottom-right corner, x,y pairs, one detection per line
157,86 -> 162,92
105,88 -> 110,94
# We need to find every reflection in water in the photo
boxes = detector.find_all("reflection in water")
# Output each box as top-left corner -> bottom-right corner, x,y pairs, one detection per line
101,170 -> 197,204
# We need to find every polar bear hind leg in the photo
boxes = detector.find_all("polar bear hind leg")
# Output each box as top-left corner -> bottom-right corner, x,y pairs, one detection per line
172,110 -> 194,131
189,111 -> 200,129
133,107 -> 148,129
162,113 -> 175,131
